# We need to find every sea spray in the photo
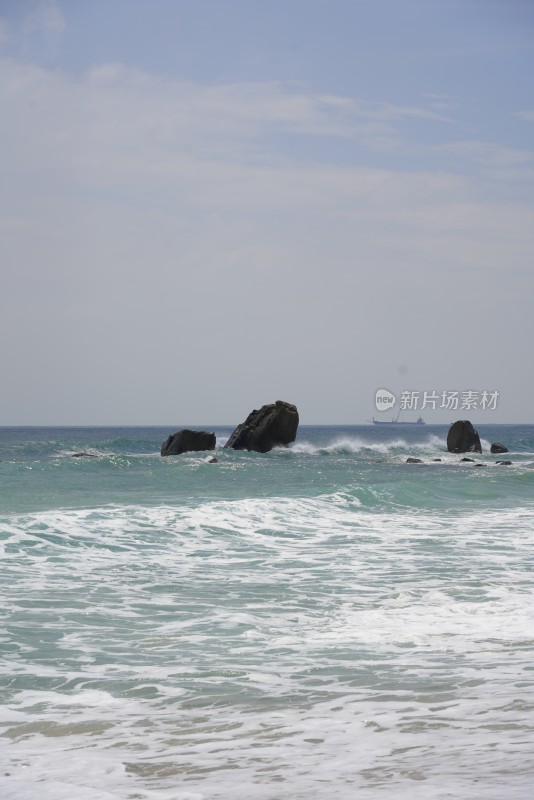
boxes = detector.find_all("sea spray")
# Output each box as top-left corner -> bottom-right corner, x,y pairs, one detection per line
0,424 -> 533,799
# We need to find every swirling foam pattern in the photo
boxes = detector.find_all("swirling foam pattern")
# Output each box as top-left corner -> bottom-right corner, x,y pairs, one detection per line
0,425 -> 533,799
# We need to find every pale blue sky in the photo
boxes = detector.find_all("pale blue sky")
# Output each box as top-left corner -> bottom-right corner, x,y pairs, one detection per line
1,1 -> 533,423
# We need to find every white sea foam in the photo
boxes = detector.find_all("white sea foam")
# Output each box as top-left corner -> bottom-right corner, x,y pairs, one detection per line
288,434 -> 448,455
1,495 -> 533,799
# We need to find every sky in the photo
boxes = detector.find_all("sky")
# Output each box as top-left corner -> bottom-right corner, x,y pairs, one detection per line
1,0 -> 533,424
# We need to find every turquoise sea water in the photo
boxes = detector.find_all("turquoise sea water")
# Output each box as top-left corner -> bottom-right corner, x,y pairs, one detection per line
1,424 -> 533,799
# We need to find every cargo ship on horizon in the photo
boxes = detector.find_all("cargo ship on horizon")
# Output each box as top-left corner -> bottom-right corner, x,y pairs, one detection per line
370,414 -> 425,425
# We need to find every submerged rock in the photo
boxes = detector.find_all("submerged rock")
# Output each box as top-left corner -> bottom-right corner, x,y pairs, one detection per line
161,429 -> 216,456
490,442 -> 509,454
71,452 -> 96,458
496,460 -> 512,466
460,457 -> 475,463
447,420 -> 482,454
224,400 -> 299,453
432,458 -> 442,462
406,457 -> 423,463
204,455 -> 218,464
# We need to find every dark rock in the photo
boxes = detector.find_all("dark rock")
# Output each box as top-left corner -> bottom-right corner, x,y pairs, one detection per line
72,452 -> 96,458
204,455 -> 218,464
406,457 -> 423,463
475,463 -> 485,467
460,457 -> 475,462
224,400 -> 299,453
161,429 -> 216,456
447,420 -> 482,454
432,458 -> 442,462
490,442 -> 509,454
496,460 -> 512,466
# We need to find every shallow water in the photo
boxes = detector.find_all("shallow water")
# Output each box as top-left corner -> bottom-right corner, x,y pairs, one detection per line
1,425 -> 533,799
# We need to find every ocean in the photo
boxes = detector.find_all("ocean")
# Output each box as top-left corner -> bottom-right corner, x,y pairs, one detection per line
0,424 -> 533,800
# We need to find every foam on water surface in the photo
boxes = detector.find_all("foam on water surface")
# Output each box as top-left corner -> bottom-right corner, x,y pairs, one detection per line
0,425 -> 533,798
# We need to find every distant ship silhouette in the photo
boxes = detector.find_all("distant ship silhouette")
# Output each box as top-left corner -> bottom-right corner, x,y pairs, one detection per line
370,413 -> 425,425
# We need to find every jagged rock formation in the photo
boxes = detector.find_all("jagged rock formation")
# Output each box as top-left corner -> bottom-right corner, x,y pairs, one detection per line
447,420 -> 482,454
490,442 -> 508,454
161,429 -> 216,456
224,400 -> 299,453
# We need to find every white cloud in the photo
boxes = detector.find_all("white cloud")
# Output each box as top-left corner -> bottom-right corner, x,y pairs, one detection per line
0,59 -> 457,198
22,0 -> 66,52
363,101 -> 453,123
0,57 -> 530,234
0,57 -> 531,267
23,1 -> 66,35
0,57 -> 532,422
80,64 -> 452,145
436,139 -> 534,167
0,68 -> 465,247
515,110 -> 534,121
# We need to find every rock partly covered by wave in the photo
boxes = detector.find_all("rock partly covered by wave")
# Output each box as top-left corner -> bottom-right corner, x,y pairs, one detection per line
490,442 -> 509,454
224,400 -> 299,453
447,420 -> 482,453
161,429 -> 216,456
